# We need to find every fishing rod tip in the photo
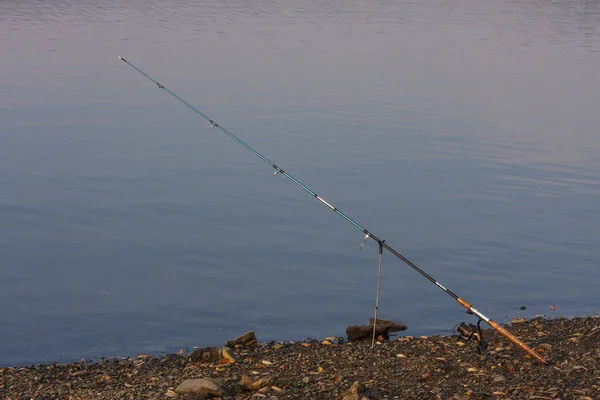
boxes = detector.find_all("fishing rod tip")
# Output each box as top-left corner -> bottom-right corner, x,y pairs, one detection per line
117,55 -> 123,59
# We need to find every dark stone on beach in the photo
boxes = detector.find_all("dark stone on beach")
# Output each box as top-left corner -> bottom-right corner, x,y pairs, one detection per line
368,318 -> 407,332
346,325 -> 387,341
347,318 -> 407,341
189,347 -> 220,365
226,330 -> 257,348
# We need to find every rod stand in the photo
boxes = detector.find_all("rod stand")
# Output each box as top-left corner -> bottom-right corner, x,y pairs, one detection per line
371,240 -> 385,349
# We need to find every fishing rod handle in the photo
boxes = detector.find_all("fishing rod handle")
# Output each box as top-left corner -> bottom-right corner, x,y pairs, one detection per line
487,320 -> 547,364
457,298 -> 546,364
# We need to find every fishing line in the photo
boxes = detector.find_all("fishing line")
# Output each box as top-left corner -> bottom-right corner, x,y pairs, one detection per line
117,56 -> 547,364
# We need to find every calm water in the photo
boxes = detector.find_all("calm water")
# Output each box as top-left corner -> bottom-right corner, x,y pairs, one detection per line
1,0 -> 599,366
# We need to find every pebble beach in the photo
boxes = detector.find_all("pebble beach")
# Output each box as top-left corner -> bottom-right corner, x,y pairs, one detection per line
2,315 -> 599,400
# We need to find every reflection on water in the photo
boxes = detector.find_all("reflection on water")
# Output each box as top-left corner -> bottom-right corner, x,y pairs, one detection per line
1,0 -> 599,366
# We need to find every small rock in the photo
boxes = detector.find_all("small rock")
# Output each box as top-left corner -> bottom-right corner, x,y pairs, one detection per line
190,347 -> 221,365
220,346 -> 238,363
342,381 -> 371,400
227,330 -> 257,347
175,378 -> 225,396
240,374 -> 275,391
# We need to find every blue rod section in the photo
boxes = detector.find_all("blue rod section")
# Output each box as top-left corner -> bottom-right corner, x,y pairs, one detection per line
118,56 -> 368,234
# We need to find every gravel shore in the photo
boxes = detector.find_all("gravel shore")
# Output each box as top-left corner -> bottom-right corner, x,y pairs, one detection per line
2,315 -> 599,399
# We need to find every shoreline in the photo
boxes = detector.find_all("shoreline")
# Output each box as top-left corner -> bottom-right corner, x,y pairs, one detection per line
1,315 -> 599,399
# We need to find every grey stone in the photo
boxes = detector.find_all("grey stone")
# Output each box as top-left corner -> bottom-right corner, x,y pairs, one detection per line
175,378 -> 225,396
240,374 -> 274,391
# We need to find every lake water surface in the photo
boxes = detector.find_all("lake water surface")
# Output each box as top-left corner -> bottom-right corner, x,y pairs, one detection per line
1,0 -> 599,366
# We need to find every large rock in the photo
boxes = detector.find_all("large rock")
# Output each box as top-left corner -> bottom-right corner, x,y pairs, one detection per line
368,318 -> 407,332
346,325 -> 389,341
226,330 -> 257,348
342,381 -> 371,400
175,378 -> 225,396
189,347 -> 220,365
346,318 -> 407,341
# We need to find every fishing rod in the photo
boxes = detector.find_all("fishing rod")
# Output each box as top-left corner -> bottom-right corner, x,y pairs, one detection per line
117,56 -> 547,365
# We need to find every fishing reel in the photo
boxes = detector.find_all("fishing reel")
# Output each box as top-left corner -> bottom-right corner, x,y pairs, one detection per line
455,320 -> 488,353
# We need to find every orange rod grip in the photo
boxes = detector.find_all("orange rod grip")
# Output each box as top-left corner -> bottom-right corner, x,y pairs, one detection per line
488,319 -> 547,364
457,297 -> 472,310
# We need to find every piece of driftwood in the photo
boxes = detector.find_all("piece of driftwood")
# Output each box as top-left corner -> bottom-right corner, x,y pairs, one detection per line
346,319 -> 407,341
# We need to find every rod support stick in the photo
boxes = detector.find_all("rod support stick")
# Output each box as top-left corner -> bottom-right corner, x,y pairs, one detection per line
371,240 -> 384,349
